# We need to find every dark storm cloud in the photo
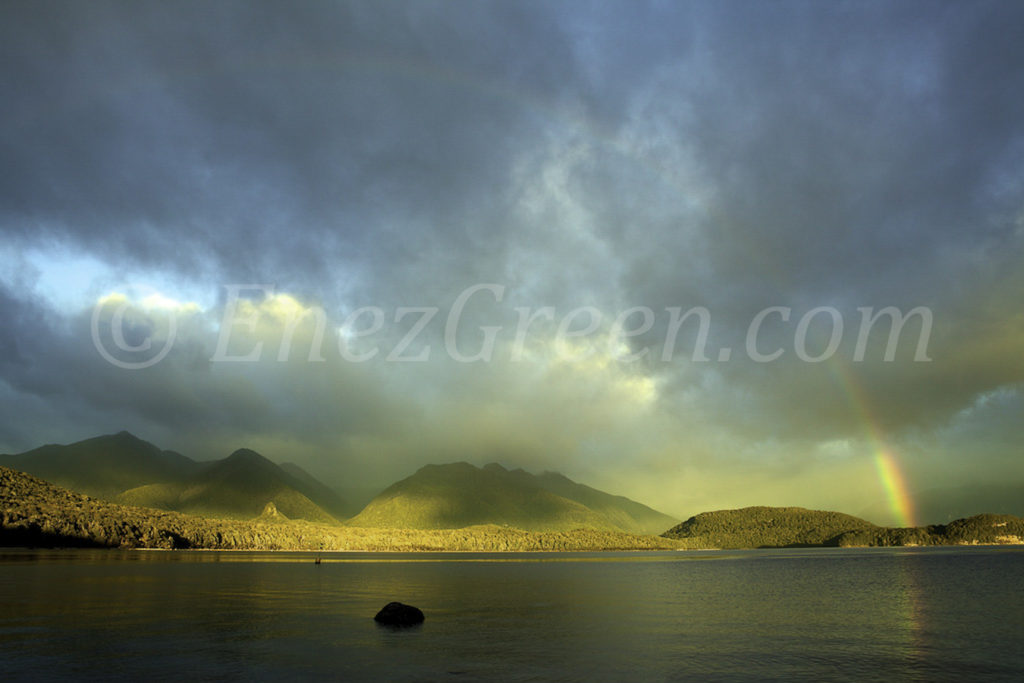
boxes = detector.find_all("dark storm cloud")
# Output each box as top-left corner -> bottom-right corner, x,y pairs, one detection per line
4,1 -> 1019,311
2,1 -> 1023,515
0,0 -> 580,296
504,1 -> 1024,439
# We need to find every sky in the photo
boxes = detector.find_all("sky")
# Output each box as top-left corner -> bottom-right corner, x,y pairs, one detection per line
1,0 -> 1022,525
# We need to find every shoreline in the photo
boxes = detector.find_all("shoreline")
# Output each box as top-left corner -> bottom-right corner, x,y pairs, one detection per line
4,542 -> 1022,555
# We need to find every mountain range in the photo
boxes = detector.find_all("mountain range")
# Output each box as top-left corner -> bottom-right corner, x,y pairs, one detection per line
116,448 -> 349,523
3,463 -> 1020,551
10,432 -> 1018,543
0,466 -> 679,551
3,432 -> 1022,550
4,432 -> 198,500
2,432 -> 677,534
3,432 -> 350,523
348,461 -> 678,534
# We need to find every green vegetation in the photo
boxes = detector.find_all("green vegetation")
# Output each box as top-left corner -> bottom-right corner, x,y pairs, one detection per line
0,467 -> 681,551
3,434 -> 675,533
832,514 -> 1024,547
118,449 -> 341,523
3,433 -> 348,524
6,433 -> 1020,551
663,507 -> 878,548
663,506 -> 1024,548
347,462 -> 678,534
2,431 -> 199,500
524,469 -> 678,535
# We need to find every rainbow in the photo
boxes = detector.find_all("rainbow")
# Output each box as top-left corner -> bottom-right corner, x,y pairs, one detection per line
829,360 -> 917,528
873,448 -> 916,528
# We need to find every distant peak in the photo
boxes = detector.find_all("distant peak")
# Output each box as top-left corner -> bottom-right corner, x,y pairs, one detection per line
95,430 -> 152,449
111,430 -> 141,441
418,461 -> 475,473
483,463 -> 508,473
226,448 -> 270,463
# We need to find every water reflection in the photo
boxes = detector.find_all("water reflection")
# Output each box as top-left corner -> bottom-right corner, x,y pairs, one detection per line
1,547 -> 1021,681
893,550 -> 929,672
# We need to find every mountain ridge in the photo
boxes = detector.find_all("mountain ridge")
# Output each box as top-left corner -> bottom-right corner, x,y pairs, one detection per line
119,447 -> 341,523
347,461 -> 678,534
3,431 -> 201,499
4,433 -> 346,524
0,466 -> 678,551
3,467 -> 1020,551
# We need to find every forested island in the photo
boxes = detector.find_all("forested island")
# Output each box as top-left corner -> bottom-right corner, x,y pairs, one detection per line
663,506 -> 1024,548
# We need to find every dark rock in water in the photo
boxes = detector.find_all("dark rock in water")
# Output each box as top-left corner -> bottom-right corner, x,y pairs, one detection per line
374,602 -> 424,627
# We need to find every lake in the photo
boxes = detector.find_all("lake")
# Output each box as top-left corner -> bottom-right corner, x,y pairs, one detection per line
1,547 -> 1022,681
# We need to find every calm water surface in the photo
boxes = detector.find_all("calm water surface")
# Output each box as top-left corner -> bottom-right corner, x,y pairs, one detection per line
1,547 -> 1022,681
